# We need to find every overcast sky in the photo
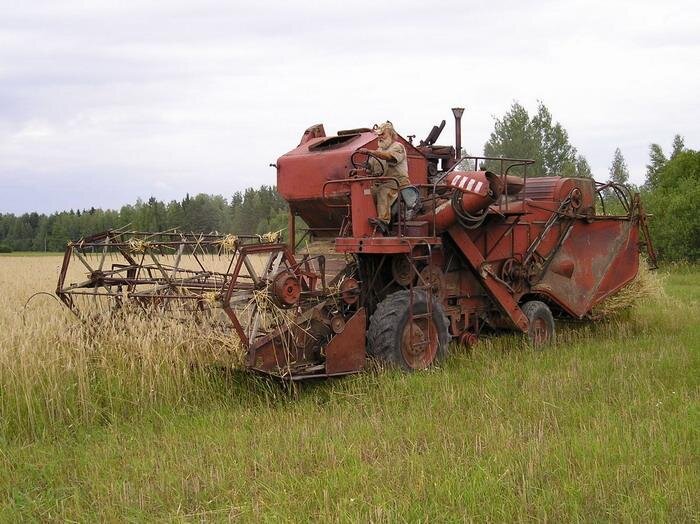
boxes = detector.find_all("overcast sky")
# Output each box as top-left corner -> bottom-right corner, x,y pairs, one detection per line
1,0 -> 698,214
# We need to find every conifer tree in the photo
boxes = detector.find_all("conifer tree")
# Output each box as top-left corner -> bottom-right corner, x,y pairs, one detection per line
608,148 -> 629,185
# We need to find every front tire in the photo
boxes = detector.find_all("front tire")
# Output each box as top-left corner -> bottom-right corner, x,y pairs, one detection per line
368,290 -> 450,370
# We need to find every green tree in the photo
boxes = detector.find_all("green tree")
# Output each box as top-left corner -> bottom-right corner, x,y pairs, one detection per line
8,218 -> 33,251
483,101 -> 588,178
645,149 -> 700,260
531,103 -> 577,176
644,143 -> 667,190
608,147 -> 629,185
166,200 -> 185,229
671,134 -> 685,159
484,102 -> 537,170
561,155 -> 593,178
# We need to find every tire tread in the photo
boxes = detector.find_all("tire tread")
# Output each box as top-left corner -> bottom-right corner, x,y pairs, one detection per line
368,289 -> 450,369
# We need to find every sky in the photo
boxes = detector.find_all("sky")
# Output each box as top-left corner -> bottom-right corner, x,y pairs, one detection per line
1,0 -> 698,215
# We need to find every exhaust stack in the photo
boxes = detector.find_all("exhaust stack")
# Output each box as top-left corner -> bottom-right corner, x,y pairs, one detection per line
452,107 -> 465,161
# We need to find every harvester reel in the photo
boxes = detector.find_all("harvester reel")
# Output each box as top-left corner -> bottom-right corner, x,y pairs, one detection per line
56,230 -> 253,325
54,229 -> 326,353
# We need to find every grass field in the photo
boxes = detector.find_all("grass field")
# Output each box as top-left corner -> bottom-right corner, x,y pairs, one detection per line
0,256 -> 698,521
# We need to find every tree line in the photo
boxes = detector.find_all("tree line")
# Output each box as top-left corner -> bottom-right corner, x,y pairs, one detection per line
2,102 -> 697,261
0,186 -> 289,253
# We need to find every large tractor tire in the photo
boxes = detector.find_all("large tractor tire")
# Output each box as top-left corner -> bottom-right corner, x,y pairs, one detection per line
367,290 -> 450,371
522,300 -> 556,347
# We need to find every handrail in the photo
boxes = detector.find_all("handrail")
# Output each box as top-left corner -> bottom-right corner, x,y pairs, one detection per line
594,181 -> 633,217
322,176 -> 403,235
326,153 -> 536,239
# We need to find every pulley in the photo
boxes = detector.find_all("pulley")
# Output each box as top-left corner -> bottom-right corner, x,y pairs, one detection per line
340,277 -> 360,305
272,270 -> 301,307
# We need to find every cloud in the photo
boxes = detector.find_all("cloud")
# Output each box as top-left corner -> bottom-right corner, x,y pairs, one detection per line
0,0 -> 698,213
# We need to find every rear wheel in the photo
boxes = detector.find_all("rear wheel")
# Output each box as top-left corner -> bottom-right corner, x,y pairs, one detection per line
521,300 -> 555,346
368,290 -> 450,370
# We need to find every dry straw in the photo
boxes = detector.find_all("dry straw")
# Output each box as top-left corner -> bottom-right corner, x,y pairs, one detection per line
126,238 -> 151,254
259,230 -> 284,243
218,234 -> 238,253
592,263 -> 664,318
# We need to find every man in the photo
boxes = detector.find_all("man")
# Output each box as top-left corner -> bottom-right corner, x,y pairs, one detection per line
358,121 -> 410,234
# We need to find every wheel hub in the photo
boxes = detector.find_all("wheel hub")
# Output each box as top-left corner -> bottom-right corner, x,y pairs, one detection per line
272,270 -> 301,307
400,318 -> 438,369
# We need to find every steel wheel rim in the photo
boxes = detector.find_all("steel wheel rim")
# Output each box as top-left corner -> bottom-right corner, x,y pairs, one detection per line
531,317 -> 549,345
400,317 -> 439,369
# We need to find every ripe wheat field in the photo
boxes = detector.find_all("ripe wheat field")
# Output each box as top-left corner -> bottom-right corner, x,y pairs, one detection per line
0,254 -> 698,521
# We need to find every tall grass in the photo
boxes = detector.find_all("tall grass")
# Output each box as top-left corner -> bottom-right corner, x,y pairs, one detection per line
0,256 -> 697,520
0,256 -> 691,444
0,257 -> 247,443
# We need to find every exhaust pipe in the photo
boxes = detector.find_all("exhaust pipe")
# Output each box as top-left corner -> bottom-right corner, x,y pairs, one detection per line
452,107 -> 464,161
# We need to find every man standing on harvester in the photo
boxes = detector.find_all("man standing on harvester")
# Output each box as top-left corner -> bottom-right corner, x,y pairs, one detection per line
358,121 -> 410,235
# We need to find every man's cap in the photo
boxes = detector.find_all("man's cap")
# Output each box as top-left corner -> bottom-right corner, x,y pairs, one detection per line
372,121 -> 394,135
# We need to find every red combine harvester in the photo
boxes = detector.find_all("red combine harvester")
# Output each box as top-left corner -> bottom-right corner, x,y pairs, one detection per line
57,108 -> 656,380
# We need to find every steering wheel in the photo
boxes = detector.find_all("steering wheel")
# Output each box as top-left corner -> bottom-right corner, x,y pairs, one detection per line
350,150 -> 384,177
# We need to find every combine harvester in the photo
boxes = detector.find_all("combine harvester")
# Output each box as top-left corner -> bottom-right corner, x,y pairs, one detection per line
57,108 -> 656,380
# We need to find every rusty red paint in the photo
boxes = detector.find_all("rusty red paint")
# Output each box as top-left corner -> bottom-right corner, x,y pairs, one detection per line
324,308 -> 366,375
56,109 -> 655,381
